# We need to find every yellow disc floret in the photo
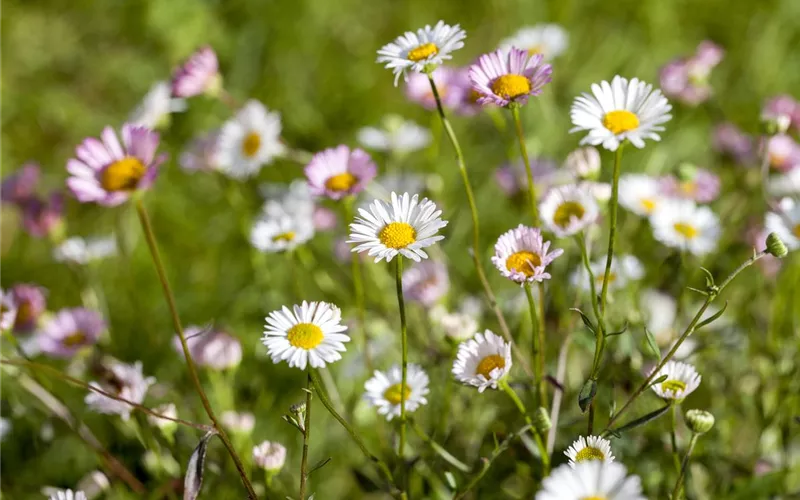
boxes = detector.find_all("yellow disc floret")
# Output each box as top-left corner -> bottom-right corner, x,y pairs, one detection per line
661,379 -> 687,394
603,110 -> 640,135
553,201 -> 586,228
62,331 -> 87,347
272,232 -> 296,243
476,354 -> 506,379
574,446 -> 606,462
506,251 -> 542,277
242,132 -> 261,158
673,222 -> 698,240
287,323 -> 324,349
101,157 -> 146,192
379,222 -> 417,249
640,198 -> 657,213
383,383 -> 412,405
407,42 -> 439,62
325,172 -> 358,192
490,74 -> 532,100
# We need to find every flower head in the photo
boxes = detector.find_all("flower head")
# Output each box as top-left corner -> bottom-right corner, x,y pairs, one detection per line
469,47 -> 552,107
349,192 -> 447,263
405,66 -> 463,110
251,213 -> 314,253
1,162 -> 40,204
67,124 -> 166,206
377,21 -> 467,86
564,146 -> 601,179
174,326 -> 243,370
540,184 -> 599,237
651,199 -> 720,255
217,100 -> 284,179
221,411 -> 255,434
650,360 -> 701,400
129,81 -> 187,129
763,134 -> 800,173
19,192 -> 64,238
85,360 -> 155,420
253,441 -> 287,471
765,199 -> 800,250
1,290 -> 17,331
660,166 -> 721,203
685,409 -> 715,434
430,305 -> 479,341
262,301 -> 350,370
402,260 -> 449,307
498,24 -> 569,61
305,145 -> 377,200
570,76 -> 672,151
660,41 -> 724,106
712,123 -> 754,165
572,254 -> 644,292
49,490 -> 88,500
618,174 -> 664,217
492,225 -> 564,284
180,130 -> 220,173
762,94 -> 800,133
10,284 -> 47,334
54,236 -> 117,265
172,46 -> 221,98
452,329 -> 512,392
564,435 -> 615,467
536,461 -> 645,500
364,363 -> 430,420
357,116 -> 431,154
148,403 -> 178,430
39,308 -> 105,358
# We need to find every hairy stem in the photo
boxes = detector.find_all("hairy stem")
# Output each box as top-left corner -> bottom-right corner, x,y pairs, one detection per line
537,281 -> 548,410
510,106 -> 539,225
599,144 -> 624,315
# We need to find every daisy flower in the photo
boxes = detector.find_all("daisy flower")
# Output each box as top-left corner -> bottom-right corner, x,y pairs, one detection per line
377,21 -> 467,86
261,179 -> 316,220
571,254 -> 644,292
405,66 -> 463,110
253,441 -> 287,471
649,360 -> 701,400
498,24 -> 569,61
402,260 -> 450,307
262,301 -> 350,370
763,134 -> 800,173
564,435 -> 615,467
38,308 -> 105,358
49,490 -> 88,500
491,225 -> 564,284
10,283 -> 47,334
1,162 -> 39,204
660,166 -> 721,203
536,461 -> 645,500
469,47 -> 553,107
221,411 -> 255,434
179,129 -> 219,172
304,145 -> 377,200
53,236 -> 117,265
18,192 -> 64,238
217,100 -> 285,179
617,174 -> 664,216
539,184 -> 599,237
364,363 -> 430,421
564,146 -> 601,179
641,289 -> 678,340
430,307 -> 479,341
85,360 -> 155,420
452,330 -> 512,392
0,290 -> 17,331
357,116 -> 431,154
765,199 -> 800,250
767,168 -> 800,197
348,192 -> 447,263
171,46 -> 221,98
66,124 -> 166,206
250,213 -> 314,253
762,94 -> 800,133
174,327 -> 243,370
128,81 -> 187,129
650,199 -> 720,255
712,122 -> 754,165
570,75 -> 672,151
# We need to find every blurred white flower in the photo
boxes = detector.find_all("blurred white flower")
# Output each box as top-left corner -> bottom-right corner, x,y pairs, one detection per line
452,330 -> 512,392
147,403 -> 178,430
364,363 -> 430,420
357,116 -> 431,154
649,360 -> 701,400
129,81 -> 186,129
651,199 -> 720,255
540,184 -> 599,237
537,461 -> 645,500
253,441 -> 287,471
221,411 -> 255,434
564,146 -> 601,179
498,24 -> 569,61
85,360 -> 155,420
53,236 -> 117,265
217,100 -> 285,179
618,174 -> 663,217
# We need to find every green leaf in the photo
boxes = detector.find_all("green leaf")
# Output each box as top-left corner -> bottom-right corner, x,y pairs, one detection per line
699,266 -> 715,287
605,322 -> 628,337
643,327 -> 661,361
694,301 -> 728,331
570,308 -> 596,334
613,404 -> 671,434
427,437 -> 471,473
444,471 -> 457,489
649,374 -> 668,388
578,379 -> 597,413
306,457 -> 332,477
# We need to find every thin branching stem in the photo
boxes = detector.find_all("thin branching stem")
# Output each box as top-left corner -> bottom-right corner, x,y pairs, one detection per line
299,371 -> 313,499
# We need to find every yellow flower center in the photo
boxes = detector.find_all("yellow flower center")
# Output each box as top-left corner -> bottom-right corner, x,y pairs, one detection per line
526,45 -> 544,56
575,446 -> 606,462
661,379 -> 687,394
505,251 -> 542,277
272,231 -> 296,243
383,383 -> 412,405
14,302 -> 33,327
553,201 -> 586,228
602,110 -> 640,135
287,323 -> 324,349
596,272 -> 617,286
793,224 -> 800,238
490,74 -> 532,100
407,42 -> 439,62
100,157 -> 146,192
379,222 -> 417,249
325,172 -> 358,192
640,198 -> 657,213
476,354 -> 506,379
242,132 -> 261,158
580,497 -> 608,500
62,331 -> 87,347
679,181 -> 697,195
468,89 -> 483,104
673,222 -> 698,240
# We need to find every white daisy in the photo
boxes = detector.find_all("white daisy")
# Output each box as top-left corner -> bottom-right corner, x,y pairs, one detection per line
250,213 -> 314,253
491,224 -> 564,285
357,116 -> 432,154
53,236 -> 117,265
49,490 -> 88,500
649,360 -> 701,400
765,199 -> 800,250
651,199 -> 720,255
570,75 -> 672,151
364,363 -> 430,421
85,360 -> 155,420
564,146 -> 601,179
348,192 -> 447,263
536,461 -> 645,500
252,441 -> 287,471
564,435 -> 616,467
498,24 -> 569,61
452,329 -> 512,392
571,254 -> 644,292
402,260 -> 450,307
262,301 -> 350,370
618,174 -> 665,217
217,100 -> 285,179
429,305 -> 480,341
767,168 -> 800,197
377,21 -> 467,86
261,179 -> 316,220
220,411 -> 255,434
540,184 -> 599,237
128,81 -> 187,129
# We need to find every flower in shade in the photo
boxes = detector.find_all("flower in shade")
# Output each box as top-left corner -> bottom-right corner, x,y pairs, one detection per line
430,305 -> 479,341
221,411 -> 255,434
357,116 -> 431,154
571,254 -> 644,292
564,146 -> 601,180
540,184 -> 599,237
660,165 -> 721,203
1,162 -> 39,204
377,21 -> 467,86
172,46 -> 221,98
217,100 -> 285,179
762,95 -> 800,133
179,130 -> 219,173
494,157 -> 572,198
651,199 -> 720,255
402,260 -> 450,307
536,461 -> 645,500
262,301 -> 350,370
250,213 -> 314,253
66,124 -> 166,206
405,66 -> 463,110
10,284 -> 47,334
763,134 -> 800,173
469,47 -> 552,107
570,76 -> 672,151
129,81 -> 187,129
491,225 -> 564,285
1,290 -> 17,331
364,363 -> 430,421
54,236 -> 117,265
49,490 -> 87,500
19,192 -> 64,238
349,192 -> 447,263
765,199 -> 800,250
173,326 -> 243,370
39,308 -> 105,358
253,441 -> 287,471
305,145 -> 377,200
85,359 -> 155,420
564,435 -> 615,467
712,123 -> 754,165
498,24 -> 569,61
660,41 -> 724,106
618,174 -> 664,216
452,329 -> 512,392
649,360 -> 701,400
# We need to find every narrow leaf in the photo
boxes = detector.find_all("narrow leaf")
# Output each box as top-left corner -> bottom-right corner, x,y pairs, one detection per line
184,430 -> 218,500
578,379 -> 597,413
613,404 -> 671,434
700,266 -> 715,287
570,308 -> 596,334
605,322 -> 629,337
643,328 -> 661,361
694,301 -> 728,331
307,457 -> 332,477
649,374 -> 668,388
444,471 -> 457,489
428,438 -> 471,473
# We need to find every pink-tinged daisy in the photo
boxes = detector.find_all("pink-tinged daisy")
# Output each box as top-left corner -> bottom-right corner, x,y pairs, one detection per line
66,124 -> 166,206
402,260 -> 450,307
660,166 -> 721,203
762,134 -> 800,173
304,145 -> 377,200
452,329 -> 512,392
491,225 -> 564,285
377,21 -> 467,86
712,123 -> 754,165
0,290 -> 17,331
539,184 -> 599,237
10,284 -> 47,334
762,94 -> 800,133
1,162 -> 40,204
38,308 -> 105,358
179,130 -> 219,173
469,47 -> 553,107
171,46 -> 221,98
405,66 -> 463,110
172,326 -> 243,371
85,359 -> 155,420
19,192 -> 64,238
660,41 -> 724,106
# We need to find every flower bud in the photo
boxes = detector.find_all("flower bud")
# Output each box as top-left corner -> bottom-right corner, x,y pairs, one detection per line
253,441 -> 287,471
684,409 -> 715,434
766,232 -> 788,258
533,407 -> 552,433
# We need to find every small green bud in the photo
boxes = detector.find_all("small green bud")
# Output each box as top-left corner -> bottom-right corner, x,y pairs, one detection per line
766,232 -> 788,258
685,409 -> 715,434
532,407 -> 552,433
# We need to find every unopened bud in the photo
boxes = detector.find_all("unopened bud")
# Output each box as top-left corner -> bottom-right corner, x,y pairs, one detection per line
533,407 -> 552,433
685,409 -> 715,434
766,232 -> 788,258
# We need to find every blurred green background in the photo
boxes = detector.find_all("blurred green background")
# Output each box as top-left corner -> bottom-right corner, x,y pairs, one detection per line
2,0 -> 800,498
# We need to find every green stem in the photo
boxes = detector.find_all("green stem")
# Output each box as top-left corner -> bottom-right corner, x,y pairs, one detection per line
134,197 -> 257,499
670,403 -> 681,472
672,434 -> 699,499
345,196 -> 371,371
299,371 -> 312,500
575,235 -> 606,376
523,284 -> 543,407
510,106 -> 539,225
498,380 -> 550,474
394,256 -> 409,459
599,144 -> 624,315
537,281 -> 548,410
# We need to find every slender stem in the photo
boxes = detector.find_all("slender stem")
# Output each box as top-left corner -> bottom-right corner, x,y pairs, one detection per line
410,419 -> 471,473
394,256 -> 409,459
546,332 -> 572,454
345,196 -> 371,371
599,144 -> 624,314
672,434 -> 699,499
575,235 -> 606,375
134,197 -> 257,499
499,380 -> 550,474
523,284 -> 543,406
299,371 -> 313,500
510,106 -> 539,225
537,281 -> 548,410
670,403 -> 681,472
